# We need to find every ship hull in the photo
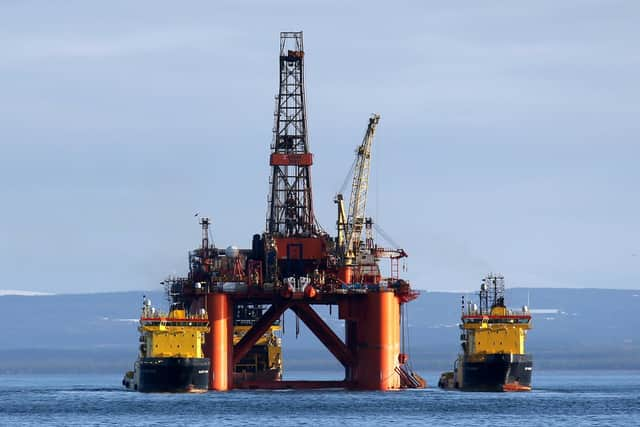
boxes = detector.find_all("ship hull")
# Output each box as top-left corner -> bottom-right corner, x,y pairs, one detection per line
460,354 -> 532,392
126,357 -> 210,393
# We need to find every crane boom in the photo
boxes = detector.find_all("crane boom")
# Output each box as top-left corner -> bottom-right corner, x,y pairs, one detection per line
344,113 -> 380,262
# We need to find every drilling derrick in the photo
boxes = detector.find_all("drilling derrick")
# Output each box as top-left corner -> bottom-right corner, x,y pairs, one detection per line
268,32 -> 316,237
264,31 -> 326,282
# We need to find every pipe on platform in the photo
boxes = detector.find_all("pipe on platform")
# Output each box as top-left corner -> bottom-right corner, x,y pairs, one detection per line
207,293 -> 233,391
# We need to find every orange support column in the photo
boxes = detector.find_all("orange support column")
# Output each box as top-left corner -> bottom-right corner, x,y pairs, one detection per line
346,292 -> 402,390
206,293 -> 233,391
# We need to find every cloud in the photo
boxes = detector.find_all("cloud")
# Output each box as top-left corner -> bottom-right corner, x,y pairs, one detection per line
0,289 -> 54,296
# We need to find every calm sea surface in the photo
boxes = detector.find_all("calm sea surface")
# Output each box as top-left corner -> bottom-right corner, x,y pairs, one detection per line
1,371 -> 639,426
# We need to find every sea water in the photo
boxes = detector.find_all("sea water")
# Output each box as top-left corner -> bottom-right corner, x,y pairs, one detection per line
1,371 -> 639,426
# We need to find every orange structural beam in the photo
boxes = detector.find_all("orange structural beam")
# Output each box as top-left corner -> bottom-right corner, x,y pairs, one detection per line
270,152 -> 313,166
290,303 -> 354,368
206,293 -> 233,391
233,300 -> 291,365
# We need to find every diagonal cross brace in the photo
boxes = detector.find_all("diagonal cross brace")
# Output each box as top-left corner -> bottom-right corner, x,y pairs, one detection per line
233,300 -> 292,365
291,303 -> 354,368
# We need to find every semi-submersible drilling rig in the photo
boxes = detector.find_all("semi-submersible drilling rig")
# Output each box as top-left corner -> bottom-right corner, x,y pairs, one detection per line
165,32 -> 424,391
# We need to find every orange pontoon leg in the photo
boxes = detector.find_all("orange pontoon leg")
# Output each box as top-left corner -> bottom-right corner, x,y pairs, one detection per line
207,293 -> 233,391
343,292 -> 402,390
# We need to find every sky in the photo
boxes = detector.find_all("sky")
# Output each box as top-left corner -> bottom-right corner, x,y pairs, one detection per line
0,1 -> 638,293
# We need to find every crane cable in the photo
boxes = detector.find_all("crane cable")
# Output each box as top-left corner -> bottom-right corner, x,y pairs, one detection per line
372,222 -> 402,250
337,154 -> 358,198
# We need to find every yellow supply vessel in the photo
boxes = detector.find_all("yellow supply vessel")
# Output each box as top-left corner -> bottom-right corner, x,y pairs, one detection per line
438,274 -> 532,392
122,298 -> 210,392
233,304 -> 282,382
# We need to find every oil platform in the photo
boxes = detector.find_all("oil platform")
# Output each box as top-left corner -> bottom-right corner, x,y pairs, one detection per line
164,31 -> 423,391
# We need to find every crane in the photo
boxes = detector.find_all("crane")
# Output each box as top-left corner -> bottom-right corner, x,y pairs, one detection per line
335,113 -> 380,265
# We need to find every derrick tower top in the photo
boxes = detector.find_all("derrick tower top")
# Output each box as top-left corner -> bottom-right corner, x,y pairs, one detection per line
267,31 -> 317,237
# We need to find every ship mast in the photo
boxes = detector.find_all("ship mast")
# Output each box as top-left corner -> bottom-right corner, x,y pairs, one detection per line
479,274 -> 505,314
200,217 -> 210,251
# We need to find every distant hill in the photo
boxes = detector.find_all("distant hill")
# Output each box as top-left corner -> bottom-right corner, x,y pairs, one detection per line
0,288 -> 638,373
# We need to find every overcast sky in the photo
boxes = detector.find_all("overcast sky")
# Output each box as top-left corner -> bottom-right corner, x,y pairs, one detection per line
1,1 -> 638,293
